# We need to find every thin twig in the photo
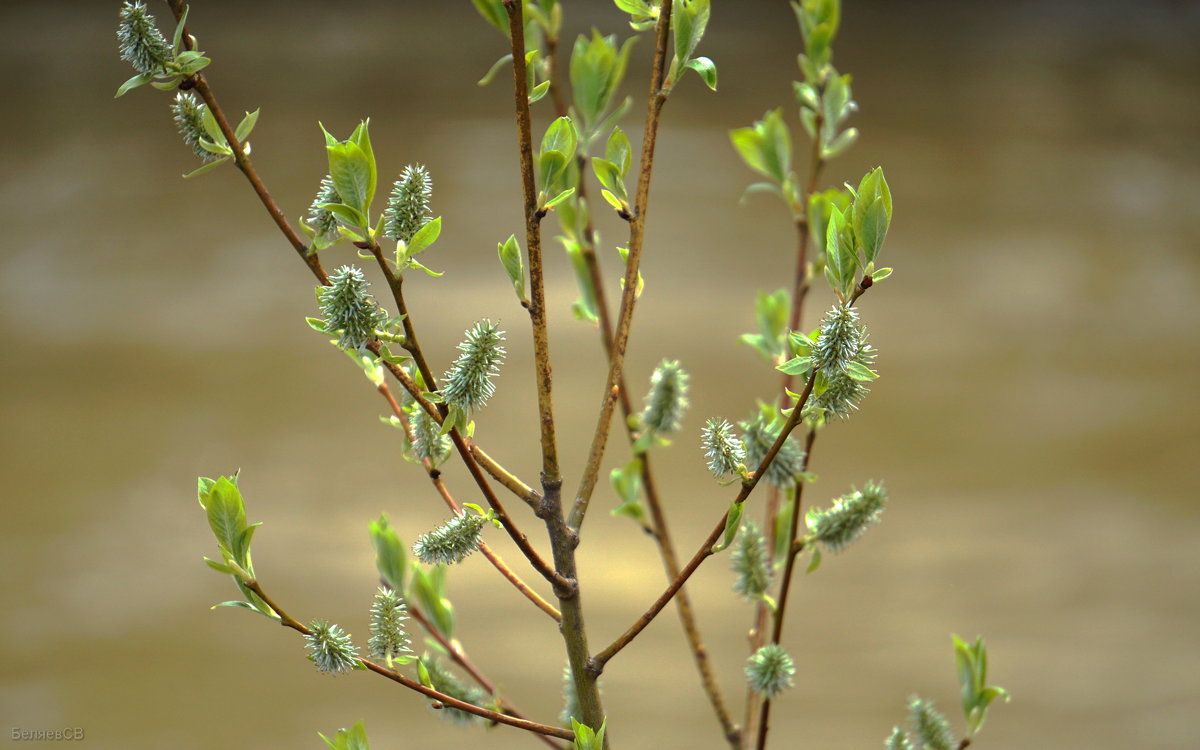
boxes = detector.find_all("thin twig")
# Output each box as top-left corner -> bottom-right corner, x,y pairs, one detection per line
568,0 -> 674,533
377,382 -> 561,621
589,370 -> 818,673
240,580 -> 573,741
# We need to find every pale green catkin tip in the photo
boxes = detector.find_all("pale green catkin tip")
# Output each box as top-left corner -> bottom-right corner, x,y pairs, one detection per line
171,92 -> 214,161
368,588 -> 413,662
307,175 -> 342,244
805,480 -> 887,552
908,696 -> 955,750
413,512 -> 487,566
440,320 -> 506,414
745,644 -> 796,698
318,266 -> 388,350
740,406 -> 805,488
702,418 -> 746,477
384,164 -> 433,243
640,360 -> 690,435
410,406 -> 452,466
732,520 -> 771,600
305,620 -> 360,675
885,727 -> 911,750
117,1 -> 170,76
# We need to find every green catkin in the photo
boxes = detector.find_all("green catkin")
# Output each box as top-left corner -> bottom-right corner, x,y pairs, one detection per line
805,480 -> 887,552
367,588 -> 412,663
908,696 -> 955,750
640,360 -> 690,435
384,165 -> 433,243
740,406 -> 806,488
702,418 -> 746,477
317,266 -> 388,350
745,644 -> 795,698
410,406 -> 452,466
412,512 -> 487,566
440,320 -> 506,414
307,175 -> 342,245
170,92 -> 213,161
424,658 -> 490,726
304,620 -> 359,675
812,303 -> 864,375
117,1 -> 170,75
885,727 -> 912,750
732,520 -> 772,600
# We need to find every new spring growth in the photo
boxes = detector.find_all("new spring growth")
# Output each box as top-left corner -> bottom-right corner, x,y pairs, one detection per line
409,404 -> 452,467
805,480 -> 887,552
903,696 -> 956,750
812,303 -> 863,375
307,176 -> 342,246
368,588 -> 413,665
702,418 -> 747,479
117,1 -> 170,75
384,165 -> 433,244
741,404 -> 806,488
318,266 -> 388,350
305,620 -> 360,675
425,658 -> 490,725
640,360 -> 690,436
745,644 -> 796,698
440,320 -> 506,415
413,510 -> 490,566
885,727 -> 910,750
171,92 -> 213,161
732,521 -> 772,601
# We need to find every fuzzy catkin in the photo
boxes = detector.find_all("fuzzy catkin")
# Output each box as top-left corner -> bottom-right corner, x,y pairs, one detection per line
440,320 -> 506,414
812,303 -> 864,375
412,512 -> 487,566
367,588 -> 412,663
740,408 -> 805,488
117,1 -> 170,75
702,418 -> 746,478
745,644 -> 795,698
732,521 -> 771,600
384,165 -> 433,243
305,620 -> 359,675
307,175 -> 342,244
424,658 -> 490,726
908,697 -> 955,750
318,266 -> 387,350
171,92 -> 214,161
640,360 -> 690,435
805,480 -> 887,552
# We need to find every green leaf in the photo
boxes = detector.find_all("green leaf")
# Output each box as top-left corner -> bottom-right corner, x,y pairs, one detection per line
234,109 -> 260,142
614,0 -> 653,17
327,141 -> 373,219
712,501 -> 744,553
605,126 -> 632,177
114,72 -> 152,98
822,126 -> 858,159
529,79 -> 551,104
170,4 -> 190,51
538,151 -> 569,196
600,189 -> 624,211
672,0 -> 710,68
199,104 -> 227,146
174,53 -> 211,76
319,202 -> 368,231
181,155 -> 231,179
805,546 -> 823,573
871,266 -> 893,282
544,187 -> 576,210
211,600 -> 258,611
498,234 -> 526,301
541,116 -> 579,163
405,216 -> 442,256
406,258 -> 443,277
349,119 -> 377,209
478,53 -> 513,86
729,109 -> 790,184
685,56 -> 718,91
416,658 -> 434,688
204,557 -> 238,576
591,158 -> 624,200
562,238 -> 598,322
205,477 -> 247,558
777,355 -> 812,376
370,514 -> 407,592
471,0 -> 508,33
844,361 -> 878,382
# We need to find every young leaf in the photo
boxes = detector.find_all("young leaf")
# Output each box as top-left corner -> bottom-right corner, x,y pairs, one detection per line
685,56 -> 718,91
404,216 -> 442,256
712,501 -> 744,553
498,234 -> 527,301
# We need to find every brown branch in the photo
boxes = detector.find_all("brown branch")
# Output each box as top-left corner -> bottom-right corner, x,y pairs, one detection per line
507,0 -> 561,486
590,370 -> 818,673
377,382 -> 561,622
568,0 -> 674,533
240,580 -> 573,741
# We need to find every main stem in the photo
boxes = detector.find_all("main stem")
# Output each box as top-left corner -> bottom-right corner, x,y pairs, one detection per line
568,0 -> 674,532
505,0 -> 604,736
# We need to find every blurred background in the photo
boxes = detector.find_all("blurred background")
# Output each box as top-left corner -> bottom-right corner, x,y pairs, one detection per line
2,0 -> 1197,748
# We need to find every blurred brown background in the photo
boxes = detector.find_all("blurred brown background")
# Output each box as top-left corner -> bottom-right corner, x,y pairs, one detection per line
2,1 -> 1198,748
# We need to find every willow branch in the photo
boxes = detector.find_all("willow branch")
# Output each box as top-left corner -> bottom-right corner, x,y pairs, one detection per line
377,382 -> 561,622
568,0 -> 674,532
590,370 -> 818,673
240,580 -> 573,741
507,0 -> 560,485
